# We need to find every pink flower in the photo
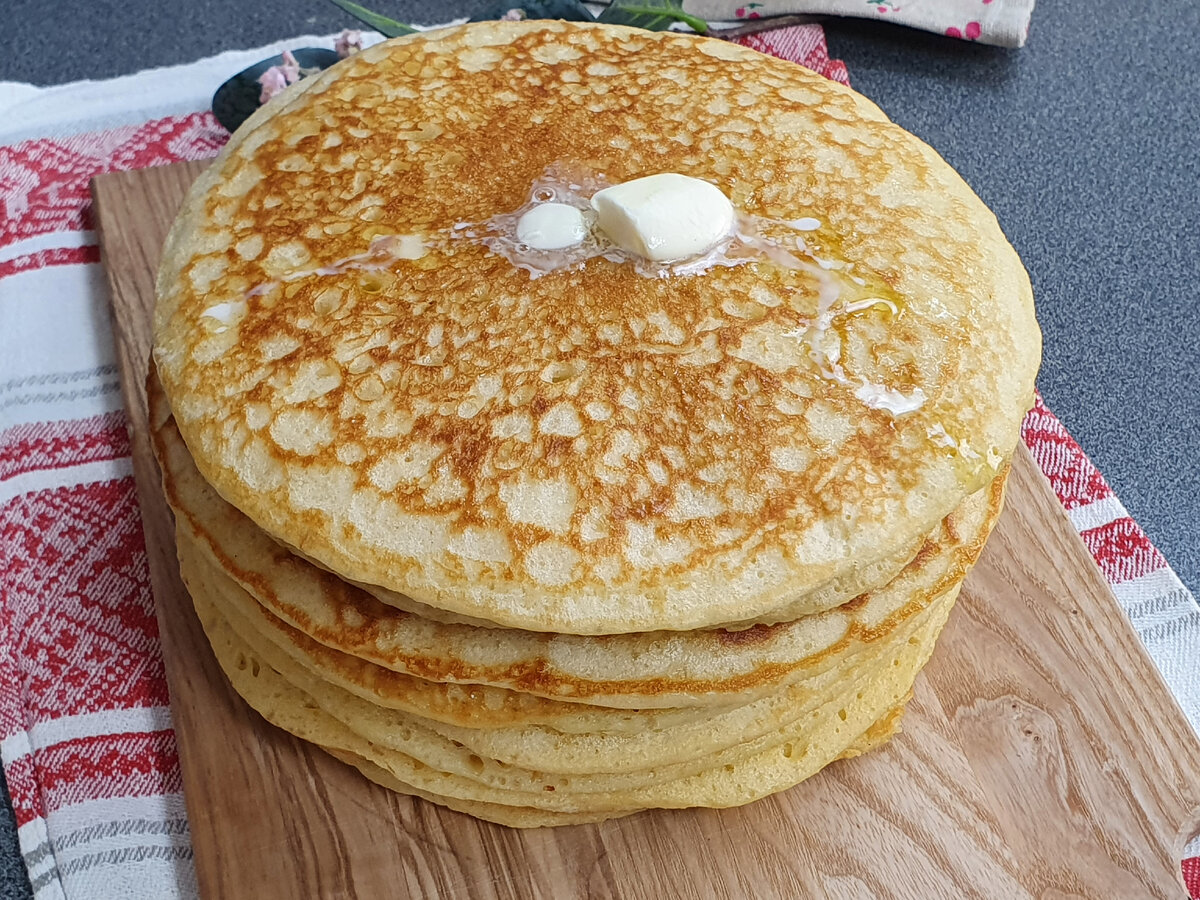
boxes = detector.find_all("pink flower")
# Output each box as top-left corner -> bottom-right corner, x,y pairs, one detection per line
258,49 -> 307,103
945,21 -> 982,40
335,29 -> 364,58
257,67 -> 289,103
279,50 -> 301,83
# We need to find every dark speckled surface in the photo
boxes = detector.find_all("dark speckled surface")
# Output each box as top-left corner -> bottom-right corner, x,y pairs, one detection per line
1,2 -> 1197,896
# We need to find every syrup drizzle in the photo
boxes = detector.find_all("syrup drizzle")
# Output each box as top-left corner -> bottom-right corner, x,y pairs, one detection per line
236,167 -> 931,418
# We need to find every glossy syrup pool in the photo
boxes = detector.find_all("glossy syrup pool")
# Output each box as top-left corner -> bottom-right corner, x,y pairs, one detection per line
236,165 -> 949,421
474,170 -> 930,418
452,165 -> 851,282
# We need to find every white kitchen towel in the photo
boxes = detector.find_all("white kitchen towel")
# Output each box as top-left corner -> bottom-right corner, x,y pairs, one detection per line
692,0 -> 1035,47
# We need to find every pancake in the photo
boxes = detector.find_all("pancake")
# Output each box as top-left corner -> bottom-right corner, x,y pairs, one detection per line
189,573 -> 946,794
153,21 -> 1040,634
195,589 -> 927,818
352,531 -> 928,632
181,533 -> 954,776
322,748 -> 639,829
149,365 -> 931,636
152,386 -> 1006,708
320,694 -> 905,828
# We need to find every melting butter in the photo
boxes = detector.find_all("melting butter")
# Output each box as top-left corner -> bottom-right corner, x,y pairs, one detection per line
589,173 -> 734,262
466,166 -> 929,417
232,166 -> 927,419
855,383 -> 928,416
516,202 -> 589,250
783,217 -> 822,231
200,301 -> 245,324
928,424 -> 982,460
239,233 -> 427,304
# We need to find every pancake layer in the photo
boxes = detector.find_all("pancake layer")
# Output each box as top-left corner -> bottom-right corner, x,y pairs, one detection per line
153,386 -> 1002,710
149,20 -> 1039,826
154,21 -> 1039,634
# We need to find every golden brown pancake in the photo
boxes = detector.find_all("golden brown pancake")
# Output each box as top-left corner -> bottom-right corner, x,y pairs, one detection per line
151,379 -> 1005,709
183,545 -> 951,780
153,21 -> 1040,634
194,586 -> 928,820
149,20 -> 1040,827
316,695 -> 904,828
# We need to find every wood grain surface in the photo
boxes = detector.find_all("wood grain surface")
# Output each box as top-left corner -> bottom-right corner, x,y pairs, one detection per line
92,161 -> 1200,900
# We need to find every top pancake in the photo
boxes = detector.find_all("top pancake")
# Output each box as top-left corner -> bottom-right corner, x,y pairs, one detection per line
153,21 -> 1039,633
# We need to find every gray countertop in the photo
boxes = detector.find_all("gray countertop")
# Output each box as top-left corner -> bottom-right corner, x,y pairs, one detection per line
2,2 -> 1197,896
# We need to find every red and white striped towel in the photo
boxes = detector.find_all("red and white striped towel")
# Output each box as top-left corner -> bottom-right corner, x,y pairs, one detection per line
1,26 -> 1196,900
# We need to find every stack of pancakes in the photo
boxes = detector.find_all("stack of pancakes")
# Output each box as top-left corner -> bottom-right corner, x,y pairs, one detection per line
150,22 -> 1040,827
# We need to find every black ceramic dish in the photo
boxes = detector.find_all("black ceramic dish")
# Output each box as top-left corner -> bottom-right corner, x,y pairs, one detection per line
211,47 -> 341,133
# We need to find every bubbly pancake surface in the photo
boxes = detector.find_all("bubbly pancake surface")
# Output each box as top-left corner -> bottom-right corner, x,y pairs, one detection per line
154,21 -> 1039,633
183,537 -> 954,778
150,378 -> 1006,708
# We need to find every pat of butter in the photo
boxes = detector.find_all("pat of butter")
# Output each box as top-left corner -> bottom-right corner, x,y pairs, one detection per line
516,203 -> 588,250
855,382 -> 927,416
590,173 -> 734,262
201,301 -> 246,324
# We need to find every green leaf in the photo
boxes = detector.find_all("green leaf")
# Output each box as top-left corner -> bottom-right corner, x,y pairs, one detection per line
327,0 -> 418,37
597,0 -> 708,34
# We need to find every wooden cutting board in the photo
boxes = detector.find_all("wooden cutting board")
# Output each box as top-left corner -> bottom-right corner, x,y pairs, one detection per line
92,160 -> 1200,900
